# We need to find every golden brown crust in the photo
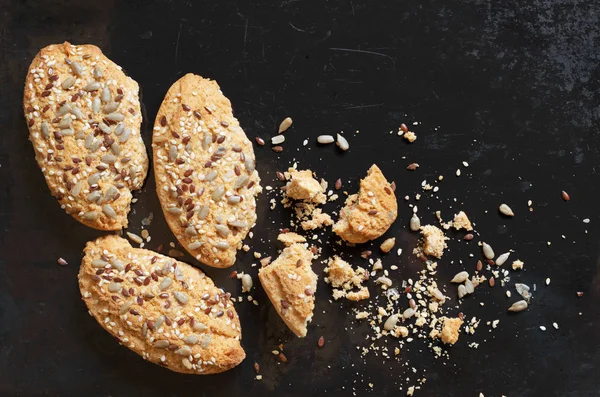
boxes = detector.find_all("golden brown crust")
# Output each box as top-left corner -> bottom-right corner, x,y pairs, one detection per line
421,225 -> 448,258
258,244 -> 317,337
152,74 -> 261,268
333,164 -> 397,243
441,317 -> 463,345
284,169 -> 326,204
78,235 -> 245,374
23,42 -> 148,230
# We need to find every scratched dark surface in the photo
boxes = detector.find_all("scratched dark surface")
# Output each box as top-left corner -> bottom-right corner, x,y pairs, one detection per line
1,0 -> 600,396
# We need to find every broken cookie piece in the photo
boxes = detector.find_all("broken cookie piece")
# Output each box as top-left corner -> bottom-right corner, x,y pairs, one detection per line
283,169 -> 326,204
324,256 -> 370,301
333,164 -> 397,244
258,243 -> 317,337
301,208 -> 334,231
420,225 -> 449,258
440,317 -> 463,345
451,211 -> 473,231
277,232 -> 306,246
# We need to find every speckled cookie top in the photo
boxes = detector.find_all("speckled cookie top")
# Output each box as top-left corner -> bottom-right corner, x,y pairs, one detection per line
152,73 -> 261,268
23,42 -> 148,230
78,235 -> 245,374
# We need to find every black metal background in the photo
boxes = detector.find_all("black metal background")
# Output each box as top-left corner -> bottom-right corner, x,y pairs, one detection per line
1,1 -> 600,396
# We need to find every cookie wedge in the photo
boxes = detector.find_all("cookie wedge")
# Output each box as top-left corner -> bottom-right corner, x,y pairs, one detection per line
78,235 -> 245,374
333,164 -> 397,243
258,243 -> 317,337
153,74 -> 261,268
23,42 -> 148,230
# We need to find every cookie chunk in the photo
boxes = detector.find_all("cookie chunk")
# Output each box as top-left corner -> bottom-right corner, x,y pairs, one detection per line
152,74 -> 261,268
420,225 -> 448,258
332,164 -> 397,243
324,256 -> 370,301
258,244 -> 317,337
277,232 -> 306,246
452,211 -> 473,231
78,235 -> 245,374
23,42 -> 148,230
440,317 -> 463,345
284,169 -> 326,204
301,208 -> 333,231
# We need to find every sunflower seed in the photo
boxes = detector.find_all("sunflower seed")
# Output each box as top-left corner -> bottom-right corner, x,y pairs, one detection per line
173,291 -> 188,304
244,158 -> 255,173
98,122 -> 111,134
87,191 -> 102,203
184,335 -> 199,345
118,128 -> 130,143
193,321 -> 208,332
458,284 -> 467,299
482,242 -> 495,259
233,175 -> 249,189
84,82 -> 101,92
384,314 -> 399,330
188,242 -> 203,250
317,135 -> 334,144
70,106 -> 83,120
153,340 -> 170,349
465,279 -> 474,294
119,301 -> 133,314
402,308 -> 415,319
175,346 -> 192,356
92,67 -> 103,79
241,274 -> 253,292
40,122 -> 49,139
278,117 -> 293,133
515,283 -> 531,300
200,335 -> 212,348
91,259 -> 108,268
215,241 -> 230,250
103,102 -> 120,114
166,207 -> 183,215
168,145 -> 177,162
85,134 -> 95,149
451,271 -> 469,283
379,238 -> 395,253
101,86 -> 111,102
227,195 -> 241,205
61,76 -> 75,89
58,117 -> 72,129
92,97 -> 101,113
228,220 -> 248,229
159,277 -> 173,290
127,232 -> 143,244
508,300 -> 528,312
57,103 -> 71,116
111,259 -> 125,271
202,133 -> 212,150
336,133 -> 349,151
212,186 -> 225,200
499,204 -> 514,217
215,224 -> 230,237
184,226 -> 197,236
69,61 -> 83,76
106,112 -> 124,122
271,135 -> 285,145
103,185 -> 119,202
69,181 -> 83,197
101,154 -> 116,164
108,282 -> 122,293
114,123 -> 125,136
153,316 -> 165,330
410,214 -> 421,231
198,205 -> 210,220
495,252 -> 510,266
89,139 -> 101,152
83,211 -> 98,220
102,204 -> 117,219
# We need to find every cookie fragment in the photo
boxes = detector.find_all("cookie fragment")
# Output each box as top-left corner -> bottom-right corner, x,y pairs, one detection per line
324,256 -> 370,301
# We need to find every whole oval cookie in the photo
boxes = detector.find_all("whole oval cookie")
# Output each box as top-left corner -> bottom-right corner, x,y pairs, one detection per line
78,235 -> 245,374
152,74 -> 261,268
23,42 -> 148,230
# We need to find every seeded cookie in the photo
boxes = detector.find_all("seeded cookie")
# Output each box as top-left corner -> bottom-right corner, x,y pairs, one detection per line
78,235 -> 245,374
332,164 -> 397,243
23,42 -> 148,230
153,74 -> 261,268
258,243 -> 317,337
